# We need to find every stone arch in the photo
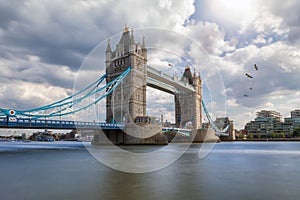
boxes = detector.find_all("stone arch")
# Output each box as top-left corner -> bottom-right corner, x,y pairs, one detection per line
181,120 -> 194,129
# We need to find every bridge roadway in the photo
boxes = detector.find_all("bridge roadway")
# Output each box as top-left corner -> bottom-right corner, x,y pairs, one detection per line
0,117 -> 192,136
147,65 -> 195,94
0,117 -> 124,130
162,127 -> 191,136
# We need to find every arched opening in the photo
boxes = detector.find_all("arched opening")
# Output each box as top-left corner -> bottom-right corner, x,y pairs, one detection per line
181,121 -> 193,129
146,87 -> 175,126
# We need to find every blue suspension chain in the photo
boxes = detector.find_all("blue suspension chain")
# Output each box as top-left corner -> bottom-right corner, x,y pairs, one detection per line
0,67 -> 131,118
201,100 -> 229,133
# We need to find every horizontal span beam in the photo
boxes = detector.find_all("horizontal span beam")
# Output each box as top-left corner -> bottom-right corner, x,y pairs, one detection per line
147,77 -> 177,94
147,65 -> 195,93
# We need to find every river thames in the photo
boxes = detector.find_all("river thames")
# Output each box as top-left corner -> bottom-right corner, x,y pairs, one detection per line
0,141 -> 300,200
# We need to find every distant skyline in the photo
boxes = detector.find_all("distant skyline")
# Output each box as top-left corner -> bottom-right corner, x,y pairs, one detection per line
1,0 -> 300,130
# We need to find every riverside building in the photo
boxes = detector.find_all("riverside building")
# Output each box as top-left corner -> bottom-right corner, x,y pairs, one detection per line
245,110 -> 298,138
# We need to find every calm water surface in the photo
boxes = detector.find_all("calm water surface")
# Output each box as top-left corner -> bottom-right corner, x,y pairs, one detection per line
0,141 -> 300,200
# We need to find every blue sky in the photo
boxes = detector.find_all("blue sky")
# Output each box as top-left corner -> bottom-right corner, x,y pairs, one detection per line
1,0 -> 300,130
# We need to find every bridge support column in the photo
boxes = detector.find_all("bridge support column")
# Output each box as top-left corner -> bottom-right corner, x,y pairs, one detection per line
105,27 -> 147,125
174,66 -> 202,129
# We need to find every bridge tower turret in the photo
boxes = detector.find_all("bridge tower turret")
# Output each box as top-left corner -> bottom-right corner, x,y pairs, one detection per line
192,70 -> 202,129
105,39 -> 112,68
175,66 -> 202,129
105,25 -> 147,124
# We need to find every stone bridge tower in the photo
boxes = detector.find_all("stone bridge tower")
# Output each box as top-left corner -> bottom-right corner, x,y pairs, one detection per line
175,66 -> 202,129
105,26 -> 147,123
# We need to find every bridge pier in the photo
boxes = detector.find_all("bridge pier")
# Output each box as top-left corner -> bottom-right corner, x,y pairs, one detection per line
191,129 -> 220,143
162,128 -> 220,143
92,126 -> 168,145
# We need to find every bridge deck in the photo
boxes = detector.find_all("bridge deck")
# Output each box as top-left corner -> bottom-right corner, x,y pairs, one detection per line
162,127 -> 191,136
0,117 -> 124,130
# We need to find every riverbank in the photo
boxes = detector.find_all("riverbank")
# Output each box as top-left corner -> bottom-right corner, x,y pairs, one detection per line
235,138 -> 300,142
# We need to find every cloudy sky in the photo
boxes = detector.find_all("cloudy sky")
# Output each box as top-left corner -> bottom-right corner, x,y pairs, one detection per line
1,0 -> 300,130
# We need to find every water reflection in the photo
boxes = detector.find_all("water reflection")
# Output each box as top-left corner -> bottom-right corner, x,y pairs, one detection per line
0,142 -> 300,200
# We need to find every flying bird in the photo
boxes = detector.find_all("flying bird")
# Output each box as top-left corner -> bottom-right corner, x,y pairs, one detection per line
245,73 -> 253,78
250,87 -> 253,90
254,64 -> 258,71
244,94 -> 248,97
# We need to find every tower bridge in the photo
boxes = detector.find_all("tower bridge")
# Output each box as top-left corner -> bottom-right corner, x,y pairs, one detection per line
0,26 -> 230,144
105,27 -> 202,131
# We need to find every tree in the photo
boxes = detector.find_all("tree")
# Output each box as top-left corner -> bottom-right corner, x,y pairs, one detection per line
277,132 -> 285,138
247,133 -> 254,139
270,132 -> 277,138
238,134 -> 244,139
292,127 -> 300,138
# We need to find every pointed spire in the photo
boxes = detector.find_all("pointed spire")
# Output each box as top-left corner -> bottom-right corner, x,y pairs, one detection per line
142,36 -> 146,49
123,24 -> 129,32
130,29 -> 135,45
181,66 -> 193,84
105,39 -> 112,53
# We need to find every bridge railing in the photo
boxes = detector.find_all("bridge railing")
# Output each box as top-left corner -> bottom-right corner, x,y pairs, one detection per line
162,127 -> 191,136
0,116 -> 125,129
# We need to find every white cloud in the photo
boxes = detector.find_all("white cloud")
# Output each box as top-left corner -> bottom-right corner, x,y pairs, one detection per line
185,21 -> 236,56
239,8 -> 288,36
253,35 -> 267,45
226,98 -> 239,107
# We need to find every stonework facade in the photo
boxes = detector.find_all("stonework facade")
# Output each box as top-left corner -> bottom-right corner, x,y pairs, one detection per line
175,67 -> 202,129
105,26 -> 147,124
